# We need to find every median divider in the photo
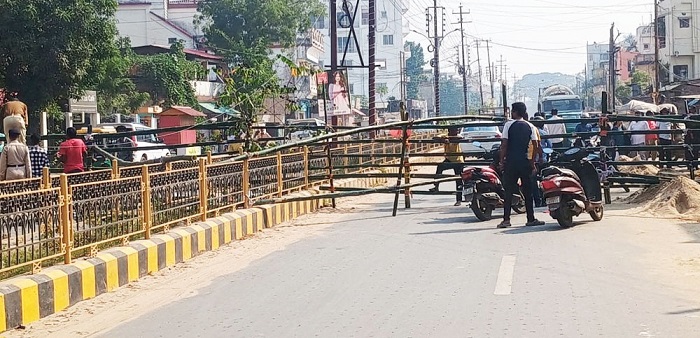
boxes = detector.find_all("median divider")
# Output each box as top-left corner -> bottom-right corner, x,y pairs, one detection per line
0,171 -> 394,332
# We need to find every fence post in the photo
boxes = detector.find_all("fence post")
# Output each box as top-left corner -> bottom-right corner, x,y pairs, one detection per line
111,159 -> 120,179
207,150 -> 213,165
276,152 -> 284,197
42,167 -> 51,189
343,144 -> 349,173
198,158 -> 208,221
243,158 -> 250,209
371,143 -> 376,166
59,174 -> 72,265
303,146 -> 310,189
165,161 -> 172,172
141,165 -> 152,239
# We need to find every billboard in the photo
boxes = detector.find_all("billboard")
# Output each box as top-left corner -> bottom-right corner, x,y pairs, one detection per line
317,70 -> 352,116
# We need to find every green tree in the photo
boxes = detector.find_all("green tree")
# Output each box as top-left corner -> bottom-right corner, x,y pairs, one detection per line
0,0 -> 118,128
95,38 -> 150,115
616,84 -> 632,102
405,41 -> 426,100
131,42 -> 203,107
439,75 -> 465,116
630,70 -> 652,89
377,83 -> 389,102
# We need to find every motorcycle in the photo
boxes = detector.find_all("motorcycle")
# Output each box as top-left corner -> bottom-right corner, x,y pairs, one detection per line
539,147 -> 604,228
461,142 -> 526,221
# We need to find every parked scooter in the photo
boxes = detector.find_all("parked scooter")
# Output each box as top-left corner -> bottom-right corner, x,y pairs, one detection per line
461,142 -> 526,221
539,147 -> 604,228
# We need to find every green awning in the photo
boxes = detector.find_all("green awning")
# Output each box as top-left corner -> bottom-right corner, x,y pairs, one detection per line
199,102 -> 241,117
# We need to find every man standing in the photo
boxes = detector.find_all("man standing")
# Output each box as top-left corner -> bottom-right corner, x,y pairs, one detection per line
629,112 -> 650,160
28,134 -> 49,178
429,127 -> 464,206
1,93 -> 28,125
498,102 -> 545,228
0,129 -> 32,181
57,127 -> 88,174
657,108 -> 673,168
545,109 -> 567,149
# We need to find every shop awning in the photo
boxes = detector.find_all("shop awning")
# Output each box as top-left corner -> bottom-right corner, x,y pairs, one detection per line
199,102 -> 241,117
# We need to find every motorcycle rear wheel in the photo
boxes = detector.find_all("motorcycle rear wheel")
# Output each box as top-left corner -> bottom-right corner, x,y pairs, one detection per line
512,194 -> 526,214
556,204 -> 575,228
471,196 -> 494,221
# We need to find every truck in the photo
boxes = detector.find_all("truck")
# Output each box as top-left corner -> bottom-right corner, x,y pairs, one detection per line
538,85 -> 585,133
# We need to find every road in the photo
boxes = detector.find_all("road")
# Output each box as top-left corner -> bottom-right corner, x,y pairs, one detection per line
9,189 -> 700,337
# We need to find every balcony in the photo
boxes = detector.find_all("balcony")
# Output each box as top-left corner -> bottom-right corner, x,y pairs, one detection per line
169,0 -> 198,8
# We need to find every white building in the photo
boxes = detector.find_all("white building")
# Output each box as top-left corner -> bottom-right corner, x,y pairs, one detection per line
657,1 -> 695,81
115,0 -> 204,49
586,42 -> 610,88
315,0 -> 409,103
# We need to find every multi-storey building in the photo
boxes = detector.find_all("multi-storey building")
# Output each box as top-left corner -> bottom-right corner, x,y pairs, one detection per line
657,1 -> 695,82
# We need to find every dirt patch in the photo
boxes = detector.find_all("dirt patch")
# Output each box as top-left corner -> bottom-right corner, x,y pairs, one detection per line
617,155 -> 660,176
630,176 -> 700,221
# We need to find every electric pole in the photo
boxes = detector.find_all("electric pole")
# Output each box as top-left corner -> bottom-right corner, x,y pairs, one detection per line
609,23 -> 616,112
426,3 -> 445,117
454,4 -> 470,115
475,40 -> 485,112
484,40 -> 494,102
329,0 -> 337,126
653,0 -> 660,104
369,0 -> 377,128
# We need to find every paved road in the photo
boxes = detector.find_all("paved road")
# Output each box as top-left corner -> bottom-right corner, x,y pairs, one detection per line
86,192 -> 700,338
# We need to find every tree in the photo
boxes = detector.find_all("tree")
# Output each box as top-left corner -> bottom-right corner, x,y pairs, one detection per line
0,0 -> 118,128
616,84 -> 632,103
439,75 -> 465,116
377,83 -> 388,102
630,70 -> 652,89
95,38 -> 150,115
405,41 -> 427,100
131,42 -> 203,107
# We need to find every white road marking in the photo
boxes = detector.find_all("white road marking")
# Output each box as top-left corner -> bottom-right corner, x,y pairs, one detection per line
494,255 -> 516,295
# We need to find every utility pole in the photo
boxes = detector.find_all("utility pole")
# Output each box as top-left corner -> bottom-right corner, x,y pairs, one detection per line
427,3 -> 444,117
455,4 -> 470,115
400,50 -> 407,106
497,55 -> 505,83
329,0 -> 337,126
475,40 -> 485,112
609,23 -> 616,112
653,0 -> 661,104
369,0 -> 377,128
485,40 -> 494,101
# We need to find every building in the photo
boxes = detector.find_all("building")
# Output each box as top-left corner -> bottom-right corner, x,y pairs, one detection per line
115,0 -> 204,49
315,0 -> 408,103
657,1 -> 696,82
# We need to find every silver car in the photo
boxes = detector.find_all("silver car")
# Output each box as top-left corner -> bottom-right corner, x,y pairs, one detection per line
459,124 -> 502,154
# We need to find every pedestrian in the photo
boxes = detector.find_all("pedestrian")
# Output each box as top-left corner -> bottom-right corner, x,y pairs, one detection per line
429,127 -> 464,206
28,134 -> 49,178
497,102 -> 545,228
57,127 -> 88,174
544,109 -> 567,149
2,93 -> 27,144
575,112 -> 592,133
645,111 -> 658,161
628,111 -> 650,160
0,129 -> 32,181
530,116 -> 551,207
657,108 -> 673,168
1,92 -> 28,127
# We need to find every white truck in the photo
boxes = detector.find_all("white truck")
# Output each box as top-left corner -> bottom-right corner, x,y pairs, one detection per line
538,85 -> 585,133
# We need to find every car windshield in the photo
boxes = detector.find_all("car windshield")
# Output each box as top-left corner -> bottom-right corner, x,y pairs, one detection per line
543,99 -> 581,113
462,126 -> 499,133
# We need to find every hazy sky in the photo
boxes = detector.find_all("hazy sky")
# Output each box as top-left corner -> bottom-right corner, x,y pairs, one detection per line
404,0 -> 655,81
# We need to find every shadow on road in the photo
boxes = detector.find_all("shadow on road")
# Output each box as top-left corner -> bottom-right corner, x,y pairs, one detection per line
410,227 -> 496,235
419,216 -> 481,225
666,308 -> 700,315
500,224 -> 567,234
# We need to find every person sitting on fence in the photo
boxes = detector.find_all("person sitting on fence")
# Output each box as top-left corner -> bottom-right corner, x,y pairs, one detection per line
58,127 -> 88,174
28,134 -> 49,178
429,127 -> 464,207
0,129 -> 32,181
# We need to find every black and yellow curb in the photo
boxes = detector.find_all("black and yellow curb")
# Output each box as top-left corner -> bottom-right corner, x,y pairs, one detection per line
0,175 -> 390,332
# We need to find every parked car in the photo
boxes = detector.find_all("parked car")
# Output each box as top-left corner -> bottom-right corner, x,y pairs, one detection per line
287,119 -> 326,142
459,123 -> 502,154
97,123 -> 170,162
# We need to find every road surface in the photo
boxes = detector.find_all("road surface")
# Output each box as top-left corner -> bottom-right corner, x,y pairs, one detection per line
9,190 -> 700,337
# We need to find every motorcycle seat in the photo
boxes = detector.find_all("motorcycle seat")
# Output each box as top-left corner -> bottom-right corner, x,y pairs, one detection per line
541,166 -> 580,180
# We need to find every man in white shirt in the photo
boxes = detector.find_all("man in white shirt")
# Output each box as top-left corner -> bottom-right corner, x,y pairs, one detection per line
628,112 -> 650,160
544,109 -> 567,149
657,108 -> 673,168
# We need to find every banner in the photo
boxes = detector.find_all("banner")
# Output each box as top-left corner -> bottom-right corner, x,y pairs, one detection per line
317,70 -> 352,116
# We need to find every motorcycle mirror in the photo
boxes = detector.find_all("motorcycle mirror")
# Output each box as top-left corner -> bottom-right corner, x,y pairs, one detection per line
543,148 -> 554,154
472,141 -> 482,148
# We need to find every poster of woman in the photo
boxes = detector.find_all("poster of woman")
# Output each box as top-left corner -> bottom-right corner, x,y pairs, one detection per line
317,70 -> 352,116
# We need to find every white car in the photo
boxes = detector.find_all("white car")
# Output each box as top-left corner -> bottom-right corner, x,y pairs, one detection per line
459,124 -> 502,154
287,119 -> 325,142
98,123 -> 170,162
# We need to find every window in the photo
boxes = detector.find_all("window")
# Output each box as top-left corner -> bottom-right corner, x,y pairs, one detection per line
680,17 -> 690,28
381,11 -> 387,18
362,9 -> 369,25
337,37 -> 356,53
588,54 -> 594,61
643,43 -> 650,50
658,16 -> 666,48
313,16 -> 326,29
383,34 -> 394,45
341,59 -> 353,67
600,53 -> 608,61
168,38 -> 178,44
673,65 -> 689,80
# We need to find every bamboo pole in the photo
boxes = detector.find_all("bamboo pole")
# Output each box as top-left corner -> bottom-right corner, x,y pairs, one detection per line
392,121 -> 411,216
325,139 -> 337,209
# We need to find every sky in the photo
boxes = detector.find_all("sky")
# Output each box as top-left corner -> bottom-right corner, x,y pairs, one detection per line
404,0 -> 655,82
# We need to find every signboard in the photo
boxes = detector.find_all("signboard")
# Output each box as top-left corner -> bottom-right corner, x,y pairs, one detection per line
71,112 -> 85,124
317,71 -> 352,116
69,90 -> 98,115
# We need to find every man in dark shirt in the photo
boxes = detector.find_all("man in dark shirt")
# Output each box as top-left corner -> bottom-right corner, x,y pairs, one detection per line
498,102 -> 545,228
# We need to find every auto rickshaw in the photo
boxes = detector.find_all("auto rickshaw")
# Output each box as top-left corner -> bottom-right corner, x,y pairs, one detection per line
77,126 -> 118,169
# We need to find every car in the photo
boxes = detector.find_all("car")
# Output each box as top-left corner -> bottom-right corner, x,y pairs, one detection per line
459,123 -> 502,154
97,123 -> 170,162
287,119 -> 325,142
